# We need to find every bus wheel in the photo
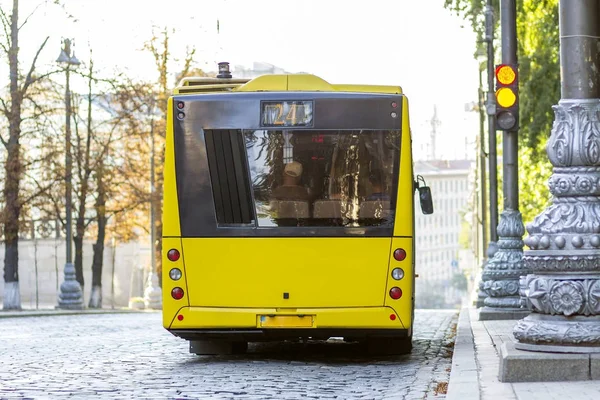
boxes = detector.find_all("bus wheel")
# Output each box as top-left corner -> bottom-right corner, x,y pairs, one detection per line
189,340 -> 248,355
366,337 -> 412,356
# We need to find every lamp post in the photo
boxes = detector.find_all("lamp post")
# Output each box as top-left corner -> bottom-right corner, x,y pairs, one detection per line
57,38 -> 83,310
143,96 -> 162,309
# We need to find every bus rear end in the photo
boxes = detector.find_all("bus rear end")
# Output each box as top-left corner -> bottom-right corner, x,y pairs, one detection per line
162,73 -> 416,355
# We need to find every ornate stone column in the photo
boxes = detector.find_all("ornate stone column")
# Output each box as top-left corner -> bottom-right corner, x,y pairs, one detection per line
476,242 -> 498,308
479,211 -> 529,319
514,0 -> 600,351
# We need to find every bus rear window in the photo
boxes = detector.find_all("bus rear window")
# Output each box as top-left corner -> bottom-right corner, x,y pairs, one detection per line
244,129 -> 400,228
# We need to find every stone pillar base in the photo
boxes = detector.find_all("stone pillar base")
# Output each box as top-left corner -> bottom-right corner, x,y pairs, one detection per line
514,313 -> 600,352
479,306 -> 529,321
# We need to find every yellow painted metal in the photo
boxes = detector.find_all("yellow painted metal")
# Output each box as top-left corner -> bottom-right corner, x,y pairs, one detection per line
181,237 -> 392,308
235,73 -> 403,94
169,306 -> 405,329
161,237 -> 188,328
393,95 -> 415,238
163,72 -> 416,334
332,84 -> 403,94
162,98 -> 181,237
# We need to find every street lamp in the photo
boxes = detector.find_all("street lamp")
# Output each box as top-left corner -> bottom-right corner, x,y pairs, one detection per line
57,38 -> 83,310
143,96 -> 162,309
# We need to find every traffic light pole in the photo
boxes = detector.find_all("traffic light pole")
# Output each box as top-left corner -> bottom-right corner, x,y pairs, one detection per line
486,0 -> 498,244
479,0 -> 529,320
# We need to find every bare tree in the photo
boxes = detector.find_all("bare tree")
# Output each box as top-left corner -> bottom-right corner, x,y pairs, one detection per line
144,27 -> 195,285
1,0 -> 53,309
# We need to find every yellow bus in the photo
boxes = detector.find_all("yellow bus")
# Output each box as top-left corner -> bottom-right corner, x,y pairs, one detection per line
161,63 -> 433,355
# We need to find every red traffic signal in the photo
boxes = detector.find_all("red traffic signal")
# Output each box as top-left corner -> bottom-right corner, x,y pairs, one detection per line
494,64 -> 519,131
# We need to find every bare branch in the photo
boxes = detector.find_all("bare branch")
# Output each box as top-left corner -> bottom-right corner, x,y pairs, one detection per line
18,2 -> 44,30
21,35 -> 50,95
0,6 -> 11,52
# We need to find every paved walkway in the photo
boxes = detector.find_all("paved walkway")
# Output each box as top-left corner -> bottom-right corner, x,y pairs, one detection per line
447,307 -> 600,400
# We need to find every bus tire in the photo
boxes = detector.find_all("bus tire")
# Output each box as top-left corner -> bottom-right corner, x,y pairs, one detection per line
190,340 -> 248,355
366,337 -> 412,356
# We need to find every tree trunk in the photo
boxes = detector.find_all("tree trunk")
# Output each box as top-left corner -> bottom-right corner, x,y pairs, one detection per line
89,161 -> 106,308
3,0 -> 22,310
73,233 -> 84,289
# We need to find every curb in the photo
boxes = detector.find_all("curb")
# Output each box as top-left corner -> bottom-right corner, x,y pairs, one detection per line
446,307 -> 480,400
0,308 -> 160,318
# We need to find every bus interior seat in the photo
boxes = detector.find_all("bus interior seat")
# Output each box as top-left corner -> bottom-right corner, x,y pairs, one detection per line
270,200 -> 310,219
359,200 -> 391,219
313,200 -> 343,219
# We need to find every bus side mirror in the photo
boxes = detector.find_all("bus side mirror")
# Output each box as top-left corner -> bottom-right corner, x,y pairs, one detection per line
415,174 -> 434,215
418,186 -> 434,215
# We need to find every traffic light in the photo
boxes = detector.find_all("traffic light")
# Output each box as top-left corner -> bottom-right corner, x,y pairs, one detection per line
494,64 -> 518,131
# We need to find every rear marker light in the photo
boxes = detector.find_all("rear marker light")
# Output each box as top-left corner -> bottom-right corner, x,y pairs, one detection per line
389,287 -> 402,300
392,268 -> 404,280
177,101 -> 185,110
171,287 -> 184,300
391,101 -> 398,108
393,248 -> 407,261
177,315 -> 184,321
390,314 -> 397,321
167,249 -> 180,262
177,112 -> 185,119
169,268 -> 182,281
391,112 -> 398,118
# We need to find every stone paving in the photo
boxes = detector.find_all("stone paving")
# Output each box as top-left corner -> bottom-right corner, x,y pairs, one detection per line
0,309 -> 457,399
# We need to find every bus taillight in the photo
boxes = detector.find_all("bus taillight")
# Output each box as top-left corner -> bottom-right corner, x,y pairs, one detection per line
389,287 -> 402,300
393,248 -> 406,261
171,287 -> 184,300
167,249 -> 180,262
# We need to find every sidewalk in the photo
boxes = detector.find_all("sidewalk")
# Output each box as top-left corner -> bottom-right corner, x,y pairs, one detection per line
447,307 -> 600,400
0,306 -> 158,318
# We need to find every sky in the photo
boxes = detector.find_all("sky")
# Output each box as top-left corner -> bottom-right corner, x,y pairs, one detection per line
2,0 -> 481,161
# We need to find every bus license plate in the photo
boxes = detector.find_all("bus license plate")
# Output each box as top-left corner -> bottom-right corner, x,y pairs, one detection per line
259,315 -> 314,328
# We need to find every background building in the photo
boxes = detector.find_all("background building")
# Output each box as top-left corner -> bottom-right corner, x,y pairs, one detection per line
414,159 -> 476,308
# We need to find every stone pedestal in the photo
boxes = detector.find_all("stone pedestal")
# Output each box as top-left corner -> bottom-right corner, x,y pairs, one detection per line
476,242 -> 499,308
144,272 -> 162,310
57,262 -> 83,309
479,210 -> 530,320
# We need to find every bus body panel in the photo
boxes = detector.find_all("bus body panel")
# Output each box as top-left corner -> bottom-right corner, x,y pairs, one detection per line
393,96 -> 414,238
168,306 -> 406,331
163,98 -> 182,237
181,237 -> 393,308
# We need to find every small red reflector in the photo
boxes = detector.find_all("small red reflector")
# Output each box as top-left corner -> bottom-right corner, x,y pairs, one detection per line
167,249 -> 180,262
177,101 -> 185,109
389,314 -> 396,321
391,101 -> 398,108
177,315 -> 184,321
393,248 -> 406,261
171,287 -> 184,300
389,287 -> 402,299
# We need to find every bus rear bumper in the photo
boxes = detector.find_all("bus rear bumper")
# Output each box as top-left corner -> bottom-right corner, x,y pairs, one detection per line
166,306 -> 411,341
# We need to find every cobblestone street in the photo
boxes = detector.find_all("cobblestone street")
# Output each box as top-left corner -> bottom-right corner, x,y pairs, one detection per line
0,309 -> 456,399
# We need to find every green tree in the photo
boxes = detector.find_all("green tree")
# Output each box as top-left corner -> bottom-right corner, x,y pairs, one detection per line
444,0 -> 559,227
